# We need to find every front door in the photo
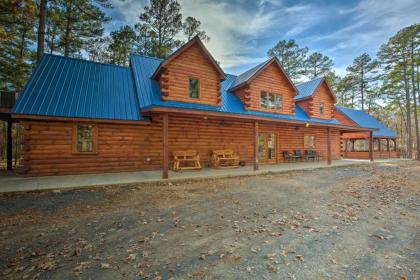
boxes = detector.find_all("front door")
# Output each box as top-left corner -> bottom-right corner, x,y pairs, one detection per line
258,133 -> 277,163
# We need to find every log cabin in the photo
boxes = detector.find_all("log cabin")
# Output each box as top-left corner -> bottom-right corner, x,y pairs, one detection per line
10,36 -> 398,177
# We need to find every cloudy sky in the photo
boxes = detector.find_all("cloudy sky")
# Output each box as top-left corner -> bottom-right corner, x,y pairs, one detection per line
106,0 -> 420,76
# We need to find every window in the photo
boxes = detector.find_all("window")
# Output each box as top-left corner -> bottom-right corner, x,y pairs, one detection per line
276,94 -> 282,110
260,91 -> 268,108
260,92 -> 282,111
268,93 -> 275,109
189,77 -> 199,98
304,135 -> 315,149
73,124 -> 97,153
319,102 -> 325,116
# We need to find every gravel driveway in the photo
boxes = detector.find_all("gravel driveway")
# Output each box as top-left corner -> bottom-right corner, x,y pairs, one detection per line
1,161 -> 419,279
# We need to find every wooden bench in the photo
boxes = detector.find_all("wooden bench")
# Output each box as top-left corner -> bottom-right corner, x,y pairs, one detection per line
211,149 -> 240,168
172,150 -> 201,171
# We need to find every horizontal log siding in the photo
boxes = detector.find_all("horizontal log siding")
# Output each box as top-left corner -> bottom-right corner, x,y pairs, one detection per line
21,116 -> 342,176
334,109 -> 357,126
235,63 -> 296,114
312,82 -> 335,119
259,123 -> 341,162
20,121 -> 163,176
160,43 -> 221,106
344,151 -> 399,159
167,116 -> 254,167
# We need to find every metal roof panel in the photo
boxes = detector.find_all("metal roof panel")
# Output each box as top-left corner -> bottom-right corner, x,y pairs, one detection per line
12,54 -> 144,121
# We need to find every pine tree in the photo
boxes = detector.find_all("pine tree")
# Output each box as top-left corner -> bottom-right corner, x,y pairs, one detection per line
378,25 -> 418,158
304,52 -> 333,79
108,25 -> 136,66
267,39 -> 308,82
136,0 -> 183,58
0,0 -> 37,93
346,53 -> 378,111
182,16 -> 209,42
53,0 -> 111,57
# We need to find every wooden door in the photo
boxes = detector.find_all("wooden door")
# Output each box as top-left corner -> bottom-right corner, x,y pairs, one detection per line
258,133 -> 277,163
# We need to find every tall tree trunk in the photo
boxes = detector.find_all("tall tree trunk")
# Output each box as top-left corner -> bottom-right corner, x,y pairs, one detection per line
64,0 -> 73,57
37,0 -> 47,63
360,69 -> 364,111
402,53 -> 412,158
411,41 -> 420,160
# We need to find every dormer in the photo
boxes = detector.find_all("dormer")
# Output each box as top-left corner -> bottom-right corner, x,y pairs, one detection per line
152,36 -> 226,106
229,57 -> 297,115
295,77 -> 336,119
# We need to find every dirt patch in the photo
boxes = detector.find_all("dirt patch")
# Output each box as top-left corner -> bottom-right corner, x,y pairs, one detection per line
0,161 -> 419,279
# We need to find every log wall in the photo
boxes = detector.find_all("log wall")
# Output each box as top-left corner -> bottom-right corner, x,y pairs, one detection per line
159,43 -> 222,106
233,63 -> 296,114
20,115 -> 343,176
297,81 -> 335,119
343,151 -> 399,159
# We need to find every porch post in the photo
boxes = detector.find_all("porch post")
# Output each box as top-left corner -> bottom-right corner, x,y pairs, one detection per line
378,138 -> 381,152
387,138 -> 390,158
369,131 -> 374,162
162,113 -> 169,179
6,119 -> 12,171
253,120 -> 259,171
327,127 -> 332,165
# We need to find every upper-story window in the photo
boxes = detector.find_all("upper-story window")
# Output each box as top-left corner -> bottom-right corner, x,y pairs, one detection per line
319,102 -> 325,116
268,93 -> 275,109
276,94 -> 282,110
189,77 -> 199,99
260,91 -> 282,111
260,92 -> 268,108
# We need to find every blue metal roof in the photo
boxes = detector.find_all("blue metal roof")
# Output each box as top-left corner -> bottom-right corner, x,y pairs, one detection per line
229,59 -> 272,90
295,77 -> 324,100
12,54 -> 145,121
130,54 -> 341,126
336,106 -> 397,138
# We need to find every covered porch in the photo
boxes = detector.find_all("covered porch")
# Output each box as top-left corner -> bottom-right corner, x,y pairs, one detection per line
154,110 -> 376,179
341,134 -> 398,160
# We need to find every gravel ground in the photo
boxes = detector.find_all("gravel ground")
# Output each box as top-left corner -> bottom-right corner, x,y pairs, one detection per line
0,161 -> 419,280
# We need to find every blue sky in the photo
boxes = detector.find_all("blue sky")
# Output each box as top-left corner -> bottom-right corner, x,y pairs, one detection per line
106,0 -> 420,76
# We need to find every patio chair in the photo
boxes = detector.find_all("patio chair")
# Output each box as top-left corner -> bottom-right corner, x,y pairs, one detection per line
282,151 -> 297,162
294,150 -> 303,161
304,150 -> 316,161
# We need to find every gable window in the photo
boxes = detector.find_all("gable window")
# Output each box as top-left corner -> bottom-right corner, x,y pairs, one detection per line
319,102 -> 325,117
260,91 -> 268,108
304,135 -> 315,149
276,94 -> 282,110
189,77 -> 199,99
268,93 -> 275,109
73,124 -> 97,154
260,91 -> 283,111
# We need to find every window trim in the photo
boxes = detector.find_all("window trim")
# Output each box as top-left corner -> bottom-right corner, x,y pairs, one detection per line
260,91 -> 283,111
304,134 -> 316,150
188,76 -> 200,99
72,123 -> 98,155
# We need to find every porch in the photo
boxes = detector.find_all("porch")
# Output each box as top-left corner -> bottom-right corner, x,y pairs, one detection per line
342,137 -> 399,159
0,159 -> 404,193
